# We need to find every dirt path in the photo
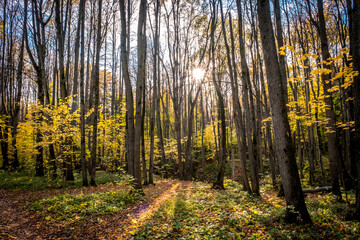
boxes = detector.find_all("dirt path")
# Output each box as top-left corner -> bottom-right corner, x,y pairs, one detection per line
0,179 -> 192,240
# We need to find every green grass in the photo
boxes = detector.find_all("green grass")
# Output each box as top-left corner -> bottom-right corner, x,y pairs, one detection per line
34,188 -> 143,222
0,170 -> 129,190
132,179 -> 360,240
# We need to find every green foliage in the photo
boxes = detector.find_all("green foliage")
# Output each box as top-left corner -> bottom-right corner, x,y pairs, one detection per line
35,187 -> 142,222
130,179 -> 360,239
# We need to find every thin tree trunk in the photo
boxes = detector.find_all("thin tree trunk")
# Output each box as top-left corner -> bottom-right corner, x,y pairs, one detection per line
89,0 -> 103,186
235,0 -> 255,194
79,0 -> 88,186
149,0 -> 160,184
10,0 -> 27,170
141,78 -> 147,185
315,0 -> 341,197
210,0 -> 226,189
274,0 -> 287,103
120,0 -> 135,178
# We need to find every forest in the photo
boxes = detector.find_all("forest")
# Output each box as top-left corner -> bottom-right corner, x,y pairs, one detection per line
1,0 -> 360,239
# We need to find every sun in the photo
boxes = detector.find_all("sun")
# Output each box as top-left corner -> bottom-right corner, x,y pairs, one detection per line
192,68 -> 205,81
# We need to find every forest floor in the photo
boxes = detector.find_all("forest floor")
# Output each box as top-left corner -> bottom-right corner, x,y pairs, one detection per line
1,175 -> 360,239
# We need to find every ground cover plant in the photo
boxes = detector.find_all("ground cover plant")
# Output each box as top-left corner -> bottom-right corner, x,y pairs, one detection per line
0,170 -> 128,190
33,186 -> 143,222
3,174 -> 358,239
126,179 -> 360,239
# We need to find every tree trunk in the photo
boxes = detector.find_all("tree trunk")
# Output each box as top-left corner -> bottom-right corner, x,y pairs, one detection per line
141,78 -> 147,185
348,0 -> 360,219
184,88 -> 201,180
149,0 -> 160,184
210,0 -> 226,189
89,0 -> 103,186
133,0 -> 147,190
120,0 -> 135,179
10,0 -> 27,170
257,0 -> 312,223
273,0 -> 287,103
79,0 -> 88,186
316,0 -> 341,197
235,0 -> 256,194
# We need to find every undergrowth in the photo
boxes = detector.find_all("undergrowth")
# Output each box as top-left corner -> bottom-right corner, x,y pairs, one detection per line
0,170 -> 127,190
130,179 -> 360,239
33,188 -> 143,223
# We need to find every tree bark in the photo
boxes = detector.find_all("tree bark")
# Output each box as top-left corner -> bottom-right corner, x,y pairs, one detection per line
210,0 -> 226,190
347,0 -> 360,218
133,0 -> 147,190
235,0 -> 256,194
149,0 -> 160,184
79,0 -> 88,186
9,0 -> 27,170
120,0 -> 135,178
257,0 -> 312,223
316,0 -> 341,197
89,0 -> 103,186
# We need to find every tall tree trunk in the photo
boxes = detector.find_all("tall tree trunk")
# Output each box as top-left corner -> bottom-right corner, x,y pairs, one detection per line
316,0 -> 341,197
257,0 -> 312,223
235,0 -> 255,194
10,0 -> 27,170
273,0 -> 287,103
111,4 -> 117,117
55,0 -> 74,181
210,0 -> 226,190
79,0 -> 88,186
149,0 -> 160,184
133,0 -> 147,190
89,0 -> 103,186
120,0 -> 135,178
25,0 -> 52,177
348,0 -> 360,218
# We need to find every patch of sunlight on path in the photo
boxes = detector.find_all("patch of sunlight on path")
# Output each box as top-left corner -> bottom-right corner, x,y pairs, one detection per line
118,181 -> 182,239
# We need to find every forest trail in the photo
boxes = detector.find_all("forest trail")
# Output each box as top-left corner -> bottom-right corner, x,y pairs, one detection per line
0,179 -> 193,239
1,178 -> 358,239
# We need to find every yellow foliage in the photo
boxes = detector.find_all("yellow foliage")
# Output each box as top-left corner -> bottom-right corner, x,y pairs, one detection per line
311,68 -> 332,76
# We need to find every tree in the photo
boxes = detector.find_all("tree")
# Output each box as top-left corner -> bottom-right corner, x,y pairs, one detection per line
132,0 -> 147,190
307,0 -> 341,197
257,0 -> 312,223
347,0 -> 360,219
25,0 -> 54,176
210,0 -> 226,189
78,0 -> 88,186
89,0 -> 103,186
149,0 -> 161,184
9,0 -> 27,170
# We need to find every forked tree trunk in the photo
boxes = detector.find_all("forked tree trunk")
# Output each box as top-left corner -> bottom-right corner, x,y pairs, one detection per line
120,0 -> 135,178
